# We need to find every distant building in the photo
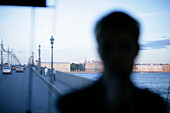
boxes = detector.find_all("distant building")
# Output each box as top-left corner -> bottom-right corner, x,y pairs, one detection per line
41,62 -> 70,72
83,60 -> 170,73
161,64 -> 170,72
41,61 -> 170,73
83,59 -> 104,72
133,64 -> 170,72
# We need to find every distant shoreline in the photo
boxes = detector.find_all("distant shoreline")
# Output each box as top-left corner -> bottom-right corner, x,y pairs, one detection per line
68,71 -> 102,73
68,71 -> 170,73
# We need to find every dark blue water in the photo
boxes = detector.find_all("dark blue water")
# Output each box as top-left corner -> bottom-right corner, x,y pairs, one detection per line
72,73 -> 170,99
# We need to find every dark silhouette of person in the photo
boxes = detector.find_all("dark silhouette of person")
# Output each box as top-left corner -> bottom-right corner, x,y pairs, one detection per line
56,11 -> 167,113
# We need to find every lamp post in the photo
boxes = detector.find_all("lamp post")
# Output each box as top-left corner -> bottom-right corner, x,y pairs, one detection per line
11,50 -> 12,66
1,40 -> 3,70
13,52 -> 15,65
50,36 -> 54,84
32,52 -> 34,66
38,45 -> 41,73
8,46 -> 9,65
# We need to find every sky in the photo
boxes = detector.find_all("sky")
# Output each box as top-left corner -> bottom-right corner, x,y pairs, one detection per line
0,0 -> 170,64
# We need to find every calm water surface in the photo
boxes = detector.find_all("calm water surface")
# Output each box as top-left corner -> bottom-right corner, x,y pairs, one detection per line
72,73 -> 170,99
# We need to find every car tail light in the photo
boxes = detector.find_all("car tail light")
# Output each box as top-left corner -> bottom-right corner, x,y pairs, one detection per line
16,69 -> 18,70
3,69 -> 4,71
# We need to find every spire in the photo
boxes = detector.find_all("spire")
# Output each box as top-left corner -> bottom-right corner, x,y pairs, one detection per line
85,57 -> 87,63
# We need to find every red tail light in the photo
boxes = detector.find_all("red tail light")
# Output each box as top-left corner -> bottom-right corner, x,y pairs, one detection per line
3,69 -> 4,71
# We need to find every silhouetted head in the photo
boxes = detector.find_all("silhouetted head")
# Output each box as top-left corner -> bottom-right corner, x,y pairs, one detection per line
94,11 -> 140,78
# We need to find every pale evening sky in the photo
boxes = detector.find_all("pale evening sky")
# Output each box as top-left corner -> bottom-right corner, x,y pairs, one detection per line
0,0 -> 170,64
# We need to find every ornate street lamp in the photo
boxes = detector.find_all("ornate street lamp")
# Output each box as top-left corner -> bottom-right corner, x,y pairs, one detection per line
32,52 -> 34,66
38,45 -> 41,73
50,36 -> 54,84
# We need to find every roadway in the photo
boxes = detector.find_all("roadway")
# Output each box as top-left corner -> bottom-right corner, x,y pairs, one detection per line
0,67 -> 58,113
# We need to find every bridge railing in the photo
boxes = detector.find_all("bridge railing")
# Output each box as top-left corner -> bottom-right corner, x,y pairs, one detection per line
54,71 -> 95,89
35,66 -> 95,90
45,68 -> 95,89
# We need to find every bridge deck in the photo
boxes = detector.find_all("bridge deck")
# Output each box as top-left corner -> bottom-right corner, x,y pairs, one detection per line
0,67 -> 57,113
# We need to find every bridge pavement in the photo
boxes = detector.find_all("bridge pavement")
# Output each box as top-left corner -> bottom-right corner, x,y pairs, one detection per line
32,67 -> 73,95
0,67 -> 58,113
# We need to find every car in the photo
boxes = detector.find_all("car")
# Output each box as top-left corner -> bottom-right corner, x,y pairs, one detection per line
3,67 -> 12,74
11,65 -> 16,70
16,66 -> 24,72
4,63 -> 9,67
22,65 -> 27,70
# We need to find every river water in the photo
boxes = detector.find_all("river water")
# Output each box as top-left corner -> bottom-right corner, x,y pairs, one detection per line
72,73 -> 170,99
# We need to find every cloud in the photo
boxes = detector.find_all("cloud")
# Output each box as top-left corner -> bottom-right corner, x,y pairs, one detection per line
140,38 -> 170,50
137,11 -> 170,18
